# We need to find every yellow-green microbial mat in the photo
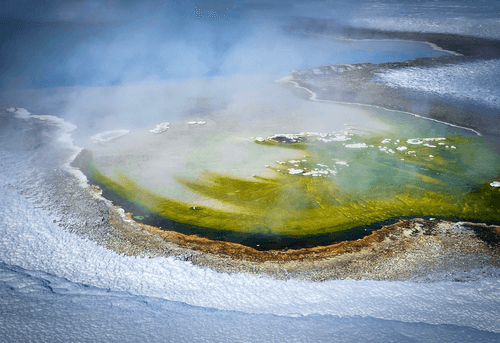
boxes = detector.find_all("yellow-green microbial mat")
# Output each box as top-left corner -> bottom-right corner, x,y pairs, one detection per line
88,130 -> 500,237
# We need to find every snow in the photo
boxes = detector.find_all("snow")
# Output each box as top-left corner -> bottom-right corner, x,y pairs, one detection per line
345,143 -> 368,148
150,121 -> 170,133
490,181 -> 500,188
3,265 -> 498,343
352,0 -> 500,39
374,59 -> 500,109
91,129 -> 130,142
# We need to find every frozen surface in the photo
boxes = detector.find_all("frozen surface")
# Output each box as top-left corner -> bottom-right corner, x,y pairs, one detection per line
1,109 -> 500,342
91,130 -> 130,142
351,0 -> 500,39
2,262 -> 499,343
374,59 -> 500,109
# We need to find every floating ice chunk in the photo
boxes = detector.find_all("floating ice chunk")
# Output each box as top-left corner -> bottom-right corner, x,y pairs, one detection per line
423,138 -> 446,142
288,160 -> 301,164
451,146 -> 456,149
288,168 -> 304,174
396,146 -> 408,151
335,160 -> 349,166
423,144 -> 437,148
150,122 -> 170,134
6,107 -> 16,112
407,138 -> 423,145
255,137 -> 265,142
429,155 -> 434,158
379,146 -> 394,153
334,136 -> 351,141
91,130 -> 130,142
345,143 -> 368,148
317,163 -> 329,168
14,108 -> 31,118
490,181 -> 500,187
381,138 -> 391,144
303,168 -> 334,176
187,120 -> 206,125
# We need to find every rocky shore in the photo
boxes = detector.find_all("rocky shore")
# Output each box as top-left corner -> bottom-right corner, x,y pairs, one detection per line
283,18 -> 500,138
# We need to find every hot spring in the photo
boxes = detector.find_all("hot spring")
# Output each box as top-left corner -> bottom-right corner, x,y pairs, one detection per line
73,74 -> 500,250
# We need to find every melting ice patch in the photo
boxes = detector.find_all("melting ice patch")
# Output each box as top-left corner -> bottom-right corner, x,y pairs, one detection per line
91,130 -> 130,142
345,143 -> 368,148
150,122 -> 170,133
374,60 -> 500,109
352,0 -> 500,39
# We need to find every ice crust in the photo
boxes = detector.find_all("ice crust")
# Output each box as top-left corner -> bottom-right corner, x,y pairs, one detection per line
374,60 -> 500,109
150,121 -> 170,133
352,0 -> 500,39
2,262 -> 499,343
91,129 -> 130,142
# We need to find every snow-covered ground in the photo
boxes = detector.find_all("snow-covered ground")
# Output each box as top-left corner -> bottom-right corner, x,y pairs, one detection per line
374,59 -> 500,109
351,0 -> 500,39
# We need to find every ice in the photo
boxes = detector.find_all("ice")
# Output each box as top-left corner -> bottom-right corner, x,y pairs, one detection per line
352,0 -> 500,39
91,129 -> 130,142
345,143 -> 368,148
13,107 -> 31,118
374,60 -> 500,109
490,181 -> 500,188
150,121 -> 170,133
2,264 -> 499,343
187,121 -> 206,125
407,139 -> 423,145
334,160 -> 349,166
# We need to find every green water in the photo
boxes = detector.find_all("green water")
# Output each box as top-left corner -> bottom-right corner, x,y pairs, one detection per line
88,126 -> 500,236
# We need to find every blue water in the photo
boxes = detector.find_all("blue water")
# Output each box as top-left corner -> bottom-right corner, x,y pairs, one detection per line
0,1 -> 449,90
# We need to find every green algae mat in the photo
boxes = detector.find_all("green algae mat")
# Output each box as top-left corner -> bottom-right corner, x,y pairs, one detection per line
88,130 -> 500,237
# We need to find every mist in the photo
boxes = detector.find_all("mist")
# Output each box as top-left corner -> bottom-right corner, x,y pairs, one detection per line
0,0 -> 359,89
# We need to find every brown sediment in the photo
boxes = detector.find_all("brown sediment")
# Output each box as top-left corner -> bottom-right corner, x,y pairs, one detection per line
128,211 -> 399,262
103,198 -> 499,281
